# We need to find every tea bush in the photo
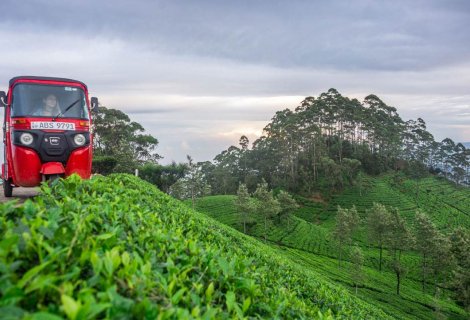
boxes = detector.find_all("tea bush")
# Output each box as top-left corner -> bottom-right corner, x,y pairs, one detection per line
0,174 -> 388,319
193,175 -> 470,319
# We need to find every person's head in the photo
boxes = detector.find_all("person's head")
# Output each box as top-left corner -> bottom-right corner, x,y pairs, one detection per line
43,94 -> 58,111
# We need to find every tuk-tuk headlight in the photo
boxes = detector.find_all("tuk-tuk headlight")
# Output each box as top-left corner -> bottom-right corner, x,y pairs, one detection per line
20,133 -> 34,145
74,133 -> 86,146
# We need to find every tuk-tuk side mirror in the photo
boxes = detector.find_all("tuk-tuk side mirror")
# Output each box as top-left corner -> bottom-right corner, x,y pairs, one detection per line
0,91 -> 6,107
90,97 -> 99,112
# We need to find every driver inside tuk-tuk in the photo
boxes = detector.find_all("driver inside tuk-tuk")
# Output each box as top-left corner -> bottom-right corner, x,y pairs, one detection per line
33,94 -> 61,117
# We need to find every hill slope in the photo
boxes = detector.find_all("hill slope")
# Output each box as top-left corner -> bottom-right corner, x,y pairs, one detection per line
191,174 -> 470,319
0,174 -> 389,319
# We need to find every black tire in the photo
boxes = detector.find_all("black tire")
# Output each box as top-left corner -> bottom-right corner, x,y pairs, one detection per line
3,179 -> 13,197
47,174 -> 61,183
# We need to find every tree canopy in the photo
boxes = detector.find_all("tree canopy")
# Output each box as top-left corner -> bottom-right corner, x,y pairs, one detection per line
92,106 -> 161,173
198,89 -> 469,196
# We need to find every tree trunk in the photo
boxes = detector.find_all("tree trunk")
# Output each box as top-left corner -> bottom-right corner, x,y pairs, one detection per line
264,215 -> 267,243
396,271 -> 401,295
313,142 -> 317,182
422,254 -> 426,293
338,244 -> 342,268
415,179 -> 420,205
243,213 -> 246,234
191,187 -> 195,210
379,244 -> 383,272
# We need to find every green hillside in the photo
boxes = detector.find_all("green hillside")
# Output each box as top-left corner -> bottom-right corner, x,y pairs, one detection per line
190,174 -> 470,319
0,174 -> 390,319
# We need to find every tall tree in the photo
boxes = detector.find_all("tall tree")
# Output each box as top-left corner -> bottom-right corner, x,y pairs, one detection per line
93,106 -> 160,173
429,233 -> 452,294
254,180 -> 280,243
367,203 -> 392,272
414,211 -> 439,293
440,138 -> 456,178
139,161 -> 187,193
169,156 -> 210,208
342,158 -> 362,186
239,135 -> 250,183
212,145 -> 242,194
276,190 -> 299,229
234,183 -> 252,234
350,244 -> 365,295
387,208 -> 414,295
333,206 -> 359,268
449,227 -> 470,311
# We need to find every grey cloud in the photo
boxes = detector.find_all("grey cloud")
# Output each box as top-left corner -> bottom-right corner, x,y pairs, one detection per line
3,0 -> 470,71
0,1 -> 469,163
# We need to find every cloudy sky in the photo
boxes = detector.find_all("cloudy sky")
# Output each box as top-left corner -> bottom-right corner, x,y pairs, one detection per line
1,0 -> 469,163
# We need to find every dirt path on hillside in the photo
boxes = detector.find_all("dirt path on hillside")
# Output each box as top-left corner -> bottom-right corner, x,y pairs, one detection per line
0,187 -> 39,203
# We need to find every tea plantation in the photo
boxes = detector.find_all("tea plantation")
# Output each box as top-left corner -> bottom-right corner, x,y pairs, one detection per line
191,174 -> 470,319
0,174 -> 390,319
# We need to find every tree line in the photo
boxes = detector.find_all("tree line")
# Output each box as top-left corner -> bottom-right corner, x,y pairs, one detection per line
195,89 -> 469,196
90,92 -> 469,197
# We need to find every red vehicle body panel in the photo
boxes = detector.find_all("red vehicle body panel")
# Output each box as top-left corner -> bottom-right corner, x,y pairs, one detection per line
11,145 -> 42,187
3,76 -> 94,188
65,147 -> 92,179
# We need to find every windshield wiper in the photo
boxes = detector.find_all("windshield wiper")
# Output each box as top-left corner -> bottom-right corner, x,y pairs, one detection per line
52,99 -> 81,121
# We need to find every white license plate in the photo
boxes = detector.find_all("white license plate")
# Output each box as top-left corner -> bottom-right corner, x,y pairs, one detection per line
31,122 -> 76,130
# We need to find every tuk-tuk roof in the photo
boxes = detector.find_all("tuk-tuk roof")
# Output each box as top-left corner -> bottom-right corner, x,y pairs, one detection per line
9,76 -> 88,90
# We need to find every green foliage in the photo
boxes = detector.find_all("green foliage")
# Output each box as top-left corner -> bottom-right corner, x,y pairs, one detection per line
449,227 -> 470,311
332,206 -> 359,268
253,180 -> 280,243
234,184 -> 254,234
350,245 -> 365,294
0,174 -> 391,319
276,190 -> 299,228
92,155 -> 118,175
204,89 -> 469,195
387,208 -> 414,295
138,161 -> 186,193
93,106 -> 160,173
192,174 -> 470,319
392,174 -> 470,230
414,211 -> 440,293
169,156 -> 211,208
367,203 -> 392,272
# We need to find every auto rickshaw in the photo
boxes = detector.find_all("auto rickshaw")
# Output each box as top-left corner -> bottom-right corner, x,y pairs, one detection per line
0,76 -> 98,197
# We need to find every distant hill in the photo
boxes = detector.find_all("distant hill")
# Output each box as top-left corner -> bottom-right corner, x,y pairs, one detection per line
463,142 -> 470,148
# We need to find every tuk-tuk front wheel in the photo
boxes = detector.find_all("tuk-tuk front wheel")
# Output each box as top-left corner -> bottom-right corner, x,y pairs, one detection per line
46,174 -> 61,183
3,179 -> 13,197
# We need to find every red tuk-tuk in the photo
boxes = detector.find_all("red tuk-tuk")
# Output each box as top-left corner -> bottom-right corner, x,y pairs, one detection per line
0,76 -> 98,197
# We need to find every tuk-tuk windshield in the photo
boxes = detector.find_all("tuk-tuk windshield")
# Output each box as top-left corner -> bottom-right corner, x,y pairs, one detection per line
11,83 -> 89,119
